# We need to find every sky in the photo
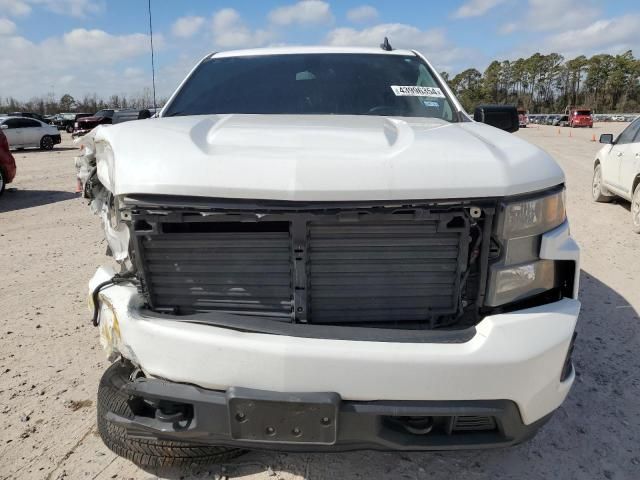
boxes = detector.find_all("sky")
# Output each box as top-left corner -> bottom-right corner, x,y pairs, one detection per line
0,0 -> 638,101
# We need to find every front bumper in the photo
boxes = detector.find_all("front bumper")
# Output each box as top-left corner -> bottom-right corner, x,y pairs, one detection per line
107,379 -> 552,451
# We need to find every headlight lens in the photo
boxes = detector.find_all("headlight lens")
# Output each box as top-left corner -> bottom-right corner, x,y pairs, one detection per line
486,260 -> 556,307
486,187 -> 567,307
501,189 -> 565,239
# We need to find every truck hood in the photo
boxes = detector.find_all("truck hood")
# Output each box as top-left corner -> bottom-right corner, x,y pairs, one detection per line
94,114 -> 565,201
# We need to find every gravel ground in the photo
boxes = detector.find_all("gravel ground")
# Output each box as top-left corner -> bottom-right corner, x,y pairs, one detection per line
0,123 -> 638,480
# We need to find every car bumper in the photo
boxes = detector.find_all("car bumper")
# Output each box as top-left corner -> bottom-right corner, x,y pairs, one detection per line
106,379 -> 554,451
90,282 -> 579,429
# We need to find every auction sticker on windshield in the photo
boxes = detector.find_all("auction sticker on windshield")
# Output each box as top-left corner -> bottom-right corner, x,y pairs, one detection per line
391,86 -> 446,98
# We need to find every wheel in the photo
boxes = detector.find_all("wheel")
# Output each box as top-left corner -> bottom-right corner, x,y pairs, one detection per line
97,361 -> 245,468
0,168 -> 5,196
40,135 -> 54,150
632,184 -> 640,234
66,125 -> 74,133
592,164 -> 613,203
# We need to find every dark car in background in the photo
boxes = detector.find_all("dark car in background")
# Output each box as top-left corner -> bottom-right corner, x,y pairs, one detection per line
0,129 -> 17,195
7,112 -> 48,123
73,109 -> 115,137
54,112 -> 92,133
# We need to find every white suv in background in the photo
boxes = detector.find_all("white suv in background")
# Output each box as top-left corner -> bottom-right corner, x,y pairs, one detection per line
0,116 -> 61,150
592,117 -> 640,232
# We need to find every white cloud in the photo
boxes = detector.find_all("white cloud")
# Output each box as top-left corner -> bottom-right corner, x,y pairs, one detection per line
0,0 -> 31,16
326,23 -> 475,71
524,0 -> 599,31
544,14 -> 640,54
268,0 -> 333,26
346,5 -> 378,24
31,0 -> 104,18
212,8 -> 273,48
0,18 -> 17,35
172,16 -> 205,38
452,0 -> 506,18
498,22 -> 517,35
0,28 -> 161,99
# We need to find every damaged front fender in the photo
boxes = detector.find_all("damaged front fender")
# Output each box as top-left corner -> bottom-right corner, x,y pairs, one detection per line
75,128 -> 130,263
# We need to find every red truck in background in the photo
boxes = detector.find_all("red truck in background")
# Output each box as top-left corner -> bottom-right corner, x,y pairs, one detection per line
517,108 -> 528,128
566,106 -> 593,128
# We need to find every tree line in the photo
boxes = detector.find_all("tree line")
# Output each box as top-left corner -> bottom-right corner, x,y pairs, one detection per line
2,50 -> 639,116
0,88 -> 165,116
442,50 -> 640,114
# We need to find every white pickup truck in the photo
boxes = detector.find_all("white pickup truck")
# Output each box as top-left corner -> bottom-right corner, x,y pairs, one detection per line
80,46 -> 580,468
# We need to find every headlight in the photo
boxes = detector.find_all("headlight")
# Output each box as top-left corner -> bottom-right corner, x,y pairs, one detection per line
501,189 -> 565,239
486,187 -> 567,307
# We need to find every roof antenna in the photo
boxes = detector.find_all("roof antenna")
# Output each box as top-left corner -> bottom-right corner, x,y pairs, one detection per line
380,37 -> 393,51
147,0 -> 157,111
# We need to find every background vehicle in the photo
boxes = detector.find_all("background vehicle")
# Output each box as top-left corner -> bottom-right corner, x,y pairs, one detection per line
517,108 -> 528,127
0,116 -> 61,150
553,115 -> 569,127
0,129 -> 16,195
7,111 -> 47,123
567,107 -> 593,128
112,108 -> 153,124
73,109 -> 114,136
593,117 -> 640,232
54,113 -> 92,133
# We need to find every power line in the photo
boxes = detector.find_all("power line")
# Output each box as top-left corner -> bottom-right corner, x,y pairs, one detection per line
147,0 -> 157,110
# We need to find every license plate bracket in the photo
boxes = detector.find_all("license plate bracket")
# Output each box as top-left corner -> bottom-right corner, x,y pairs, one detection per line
227,387 -> 339,445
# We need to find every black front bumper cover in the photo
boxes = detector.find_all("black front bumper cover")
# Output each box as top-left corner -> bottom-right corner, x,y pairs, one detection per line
107,377 -> 552,452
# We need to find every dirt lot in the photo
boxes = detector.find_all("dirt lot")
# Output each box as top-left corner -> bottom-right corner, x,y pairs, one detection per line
1,123 -> 639,480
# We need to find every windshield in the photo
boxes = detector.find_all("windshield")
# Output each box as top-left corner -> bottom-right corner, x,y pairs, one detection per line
575,110 -> 591,116
163,53 -> 458,122
95,110 -> 114,118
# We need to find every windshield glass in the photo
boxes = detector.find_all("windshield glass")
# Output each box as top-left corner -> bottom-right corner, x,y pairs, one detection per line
575,110 -> 591,116
163,53 -> 458,121
95,110 -> 114,118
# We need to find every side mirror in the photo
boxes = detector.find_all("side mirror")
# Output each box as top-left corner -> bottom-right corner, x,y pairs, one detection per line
474,105 -> 519,133
138,109 -> 152,120
0,124 -> 8,130
599,134 -> 614,144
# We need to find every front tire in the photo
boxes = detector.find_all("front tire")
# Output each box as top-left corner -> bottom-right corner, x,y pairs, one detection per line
66,125 -> 74,134
632,184 -> 640,234
97,361 -> 245,468
592,164 -> 613,203
40,135 -> 54,150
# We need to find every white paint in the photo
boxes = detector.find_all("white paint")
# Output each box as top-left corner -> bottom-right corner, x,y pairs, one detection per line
94,114 -> 565,201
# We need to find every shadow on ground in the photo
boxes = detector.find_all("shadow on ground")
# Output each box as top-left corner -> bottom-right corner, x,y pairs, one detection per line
127,269 -> 640,480
0,189 -> 77,213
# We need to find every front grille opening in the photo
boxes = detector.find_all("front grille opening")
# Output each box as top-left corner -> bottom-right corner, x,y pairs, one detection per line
384,415 -> 498,436
162,221 -> 289,234
131,204 -> 494,330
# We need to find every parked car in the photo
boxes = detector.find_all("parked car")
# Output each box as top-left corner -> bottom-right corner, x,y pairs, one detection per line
611,115 -> 625,122
54,112 -> 92,133
593,116 -> 640,232
567,107 -> 593,128
111,108 -> 153,124
7,111 -> 48,123
0,129 -> 17,195
553,115 -> 569,127
73,109 -> 115,137
0,116 -> 62,150
81,46 -> 580,467
517,108 -> 528,127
